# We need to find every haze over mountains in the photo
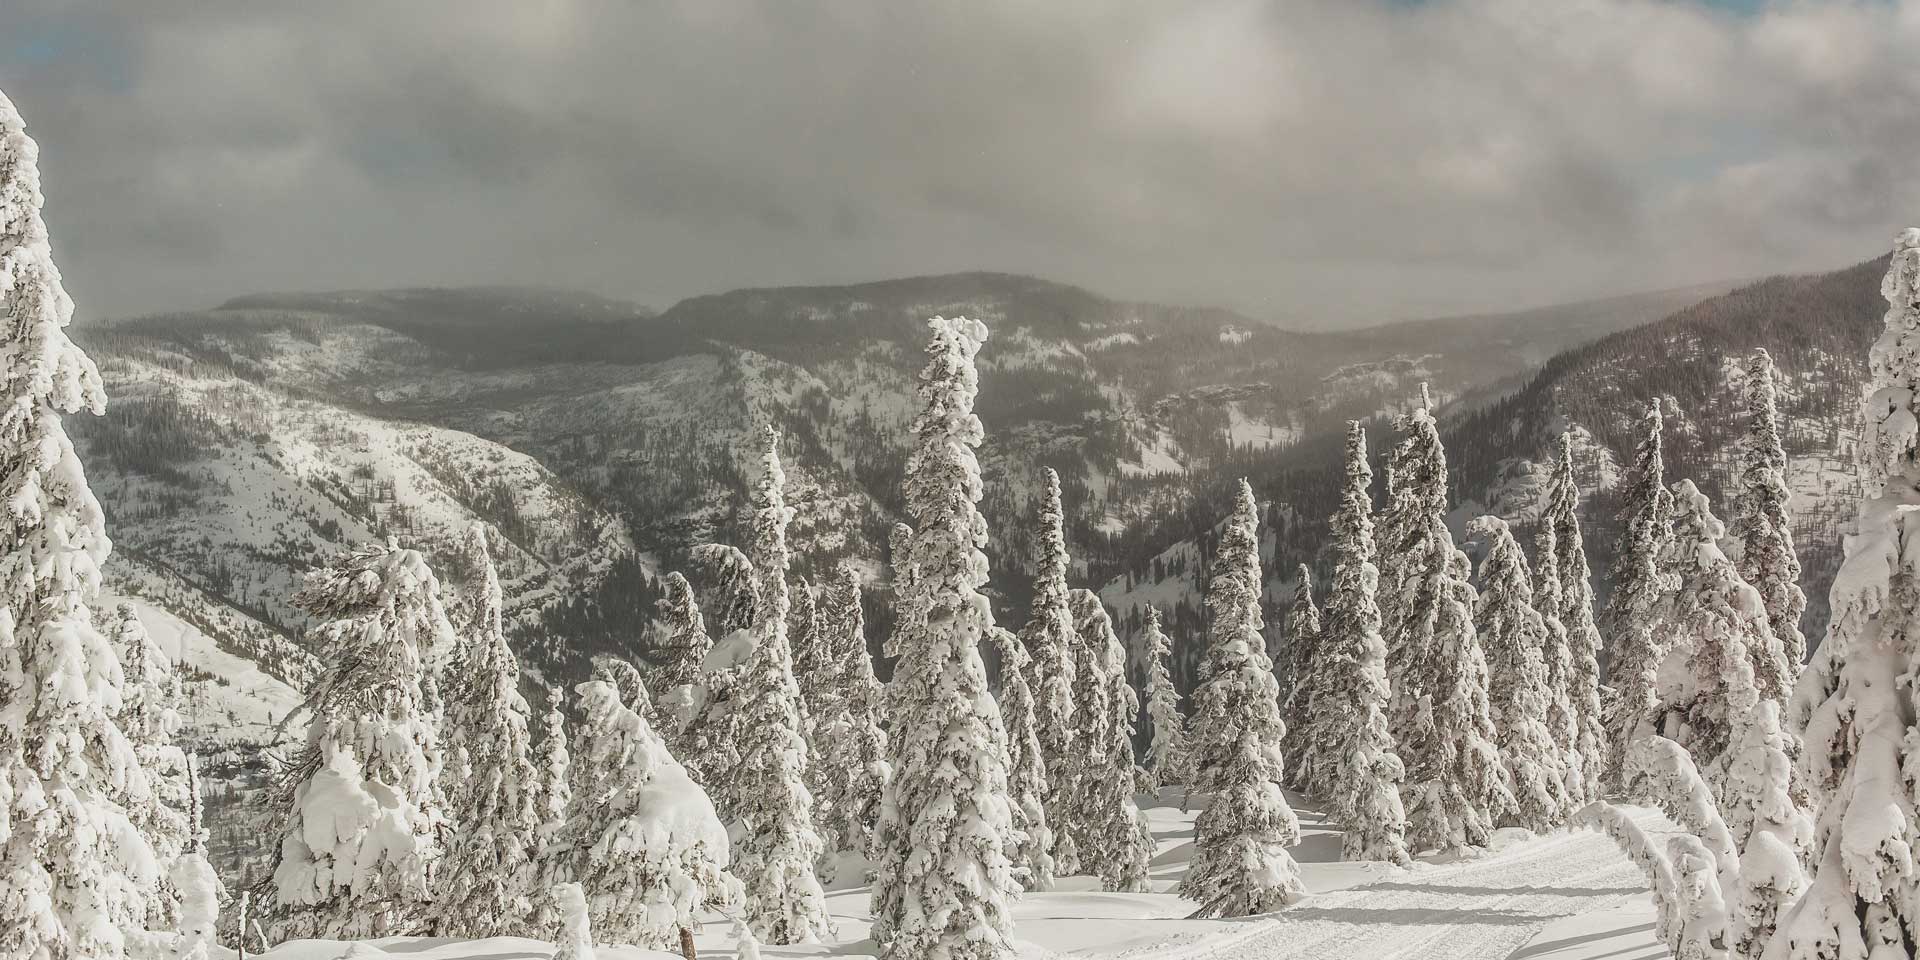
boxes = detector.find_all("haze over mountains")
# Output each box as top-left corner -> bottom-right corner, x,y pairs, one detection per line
74,271 -> 1728,691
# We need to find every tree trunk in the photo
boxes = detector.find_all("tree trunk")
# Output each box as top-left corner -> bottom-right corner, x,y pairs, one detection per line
678,925 -> 697,960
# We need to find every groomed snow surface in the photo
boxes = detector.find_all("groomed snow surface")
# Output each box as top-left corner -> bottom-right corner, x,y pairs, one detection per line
242,790 -> 1674,960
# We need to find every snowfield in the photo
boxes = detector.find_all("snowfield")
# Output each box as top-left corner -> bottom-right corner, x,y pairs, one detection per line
241,790 -> 1673,960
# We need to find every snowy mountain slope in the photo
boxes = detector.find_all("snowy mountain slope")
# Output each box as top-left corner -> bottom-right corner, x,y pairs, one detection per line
71,328 -> 635,679
1102,255 -> 1885,667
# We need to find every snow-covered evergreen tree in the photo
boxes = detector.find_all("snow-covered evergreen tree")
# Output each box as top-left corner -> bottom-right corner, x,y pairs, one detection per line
1534,521 -> 1584,802
1769,228 -> 1920,960
869,316 -> 1020,960
1468,517 -> 1569,833
1655,480 -> 1792,780
731,427 -> 833,944
436,524 -> 542,937
788,580 -> 828,728
531,685 -> 573,929
811,566 -> 891,871
652,571 -> 711,735
563,679 -> 740,950
1540,433 -> 1608,804
109,603 -> 190,930
1731,348 -> 1808,684
1278,565 -> 1321,782
1602,398 -> 1675,793
1180,479 -> 1306,915
1140,605 -> 1189,794
990,623 -> 1053,891
1066,590 -> 1152,892
1301,423 -> 1408,864
690,542 -> 759,639
0,90 -> 161,960
1017,466 -> 1080,874
266,540 -> 455,939
1377,387 -> 1451,764
1402,546 -> 1513,853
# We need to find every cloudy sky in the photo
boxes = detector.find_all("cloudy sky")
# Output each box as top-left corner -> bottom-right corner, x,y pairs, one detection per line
6,0 -> 1920,327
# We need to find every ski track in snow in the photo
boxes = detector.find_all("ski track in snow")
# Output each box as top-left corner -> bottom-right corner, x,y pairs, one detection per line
1100,827 -> 1649,960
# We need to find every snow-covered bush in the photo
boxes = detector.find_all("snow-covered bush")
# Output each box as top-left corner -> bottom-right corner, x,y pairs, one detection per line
563,679 -> 739,949
267,540 -> 455,939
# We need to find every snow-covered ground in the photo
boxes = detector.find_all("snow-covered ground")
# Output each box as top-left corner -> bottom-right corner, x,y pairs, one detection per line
243,791 -> 1671,960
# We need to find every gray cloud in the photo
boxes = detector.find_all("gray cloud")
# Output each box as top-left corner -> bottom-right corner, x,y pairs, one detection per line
6,0 -> 1920,326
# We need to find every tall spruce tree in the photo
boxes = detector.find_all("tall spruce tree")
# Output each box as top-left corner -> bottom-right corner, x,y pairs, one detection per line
1279,566 -> 1322,784
1018,467 -> 1081,874
652,571 -> 711,737
1541,433 -> 1608,804
1305,424 -> 1409,864
1602,398 -> 1675,792
531,685 -> 573,929
811,567 -> 891,870
869,317 -> 1020,960
1534,520 -> 1583,804
731,428 -> 833,944
1067,590 -> 1152,892
1731,349 -> 1808,683
1469,516 -> 1569,833
436,525 -> 542,936
109,604 -> 190,931
1656,481 -> 1793,788
266,541 -> 455,938
991,623 -> 1054,891
0,89 -> 161,960
1140,606 -> 1190,794
1180,479 -> 1306,915
1766,227 -> 1920,960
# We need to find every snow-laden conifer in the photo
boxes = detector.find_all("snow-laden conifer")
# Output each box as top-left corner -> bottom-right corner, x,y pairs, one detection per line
1402,547 -> 1513,853
266,540 -> 455,939
1540,433 -> 1608,804
1602,398 -> 1674,793
1180,479 -> 1306,915
731,427 -> 833,944
1067,590 -> 1152,892
109,603 -> 191,930
788,580 -> 828,728
0,90 -> 160,960
653,571 -> 711,736
531,685 -> 573,929
1534,521 -> 1584,802
1731,349 -> 1808,682
1767,228 -> 1920,960
436,524 -> 542,937
1654,480 -> 1793,778
1301,423 -> 1408,864
1469,516 -> 1570,833
1376,388 -> 1452,765
991,623 -> 1054,891
691,542 -> 759,639
1018,466 -> 1080,874
811,566 -> 891,871
1140,606 -> 1189,794
1279,566 -> 1322,783
563,678 -> 740,950
869,317 -> 1020,960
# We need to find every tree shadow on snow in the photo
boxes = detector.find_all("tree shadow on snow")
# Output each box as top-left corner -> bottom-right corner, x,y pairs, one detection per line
1273,906 -> 1546,927
1359,881 -> 1646,898
1505,922 -> 1660,960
